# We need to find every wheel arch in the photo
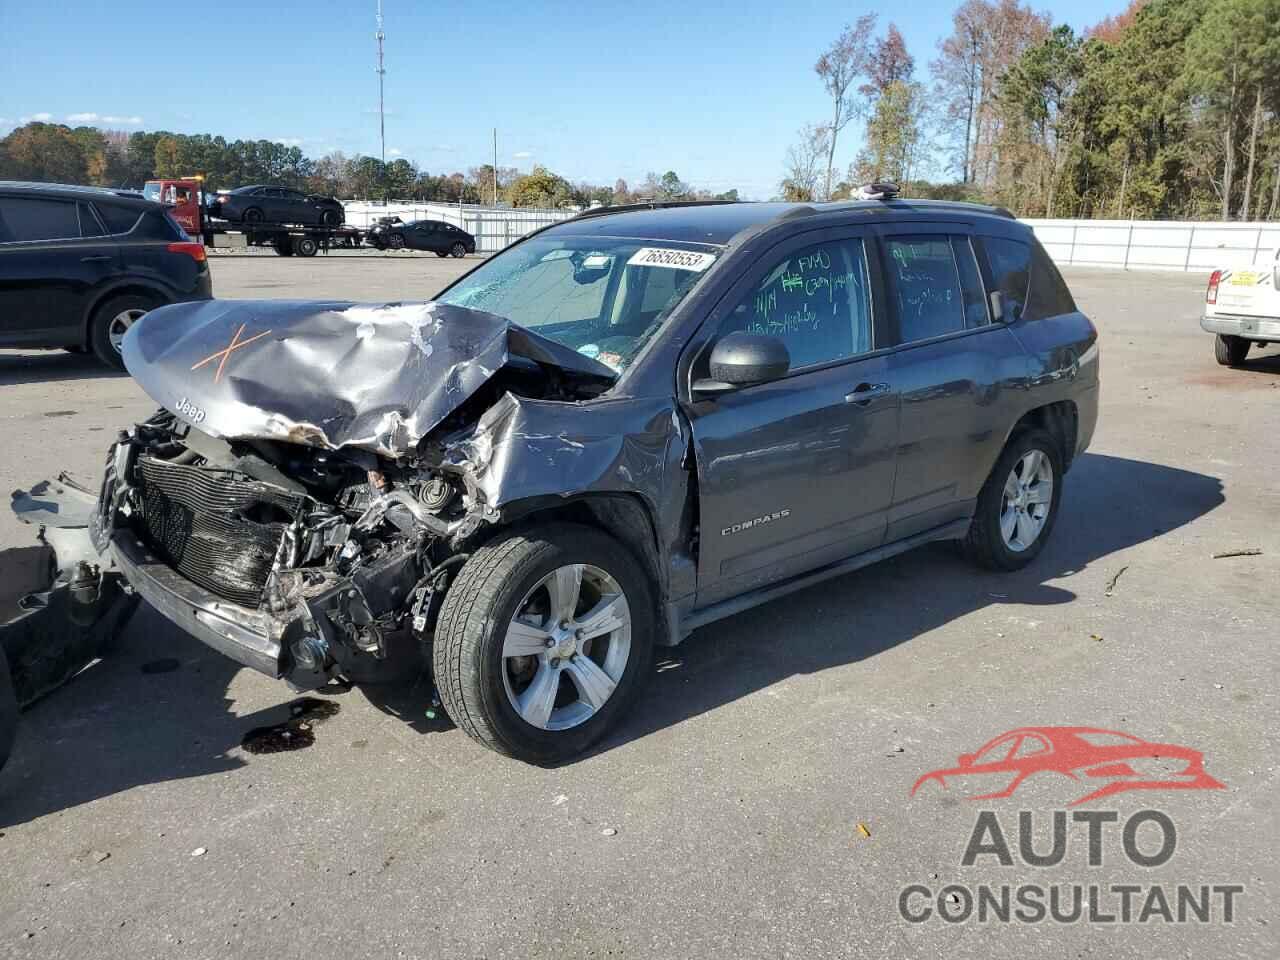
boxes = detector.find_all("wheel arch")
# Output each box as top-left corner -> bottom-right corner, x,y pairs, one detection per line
486,492 -> 669,643
80,280 -> 173,346
1004,399 -> 1079,474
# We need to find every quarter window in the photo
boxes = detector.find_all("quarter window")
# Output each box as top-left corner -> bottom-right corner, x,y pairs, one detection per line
1025,242 -> 1077,319
717,238 -> 873,369
984,237 -> 1032,322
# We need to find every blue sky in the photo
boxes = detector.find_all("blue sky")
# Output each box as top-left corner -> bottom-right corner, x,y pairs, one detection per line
0,0 -> 1126,198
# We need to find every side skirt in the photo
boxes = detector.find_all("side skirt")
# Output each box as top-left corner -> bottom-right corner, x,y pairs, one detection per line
669,518 -> 971,641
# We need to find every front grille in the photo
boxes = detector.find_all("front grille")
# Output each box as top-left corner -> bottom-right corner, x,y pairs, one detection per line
134,455 -> 305,607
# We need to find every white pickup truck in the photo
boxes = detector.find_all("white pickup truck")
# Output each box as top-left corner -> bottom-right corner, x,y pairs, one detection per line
1201,249 -> 1280,366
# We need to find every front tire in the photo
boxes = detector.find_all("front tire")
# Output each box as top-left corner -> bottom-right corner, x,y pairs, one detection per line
89,294 -> 156,369
387,233 -> 405,250
1214,334 -> 1250,366
243,207 -> 264,224
320,209 -> 340,227
450,242 -> 467,258
433,524 -> 654,764
962,427 -> 1063,571
293,236 -> 319,257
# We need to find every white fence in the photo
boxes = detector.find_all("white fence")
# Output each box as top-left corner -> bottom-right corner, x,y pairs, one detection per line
1025,218 -> 1280,272
337,203 -> 1280,269
340,200 -> 574,253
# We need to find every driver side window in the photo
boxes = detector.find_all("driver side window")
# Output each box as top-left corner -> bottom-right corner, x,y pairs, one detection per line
717,238 -> 872,370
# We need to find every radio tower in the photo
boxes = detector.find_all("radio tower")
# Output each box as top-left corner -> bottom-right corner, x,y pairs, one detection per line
375,0 -> 386,168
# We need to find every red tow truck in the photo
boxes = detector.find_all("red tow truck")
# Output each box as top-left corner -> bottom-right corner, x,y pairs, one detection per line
144,177 -> 363,256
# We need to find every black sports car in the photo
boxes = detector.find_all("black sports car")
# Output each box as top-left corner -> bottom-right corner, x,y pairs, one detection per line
369,218 -> 475,256
211,185 -> 345,227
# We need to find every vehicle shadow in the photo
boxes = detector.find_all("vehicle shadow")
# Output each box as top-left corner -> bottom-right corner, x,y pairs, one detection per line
0,604 -> 316,829
0,452 -> 1223,818
0,350 -> 124,386
594,452 -> 1225,760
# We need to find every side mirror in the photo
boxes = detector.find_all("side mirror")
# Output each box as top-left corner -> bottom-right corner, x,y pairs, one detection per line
958,753 -> 976,767
693,332 -> 790,397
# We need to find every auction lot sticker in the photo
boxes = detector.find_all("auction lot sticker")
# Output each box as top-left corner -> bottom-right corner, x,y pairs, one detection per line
627,247 -> 717,271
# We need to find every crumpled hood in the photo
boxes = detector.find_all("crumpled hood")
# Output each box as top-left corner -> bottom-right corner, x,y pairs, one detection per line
121,299 -> 617,459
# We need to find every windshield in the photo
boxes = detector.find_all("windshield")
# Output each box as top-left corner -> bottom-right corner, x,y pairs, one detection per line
436,235 -> 719,373
142,183 -> 162,202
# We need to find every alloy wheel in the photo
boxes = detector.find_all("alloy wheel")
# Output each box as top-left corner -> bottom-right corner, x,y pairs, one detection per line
107,308 -> 147,354
501,563 -> 632,731
999,449 -> 1054,552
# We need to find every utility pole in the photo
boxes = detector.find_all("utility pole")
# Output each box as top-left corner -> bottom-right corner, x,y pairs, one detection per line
493,128 -> 498,206
375,0 -> 386,171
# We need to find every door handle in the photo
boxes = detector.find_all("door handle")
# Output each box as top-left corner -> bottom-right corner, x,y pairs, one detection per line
80,255 -> 113,263
845,382 -> 890,405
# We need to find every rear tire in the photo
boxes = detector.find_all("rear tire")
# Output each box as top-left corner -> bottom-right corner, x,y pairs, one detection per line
1214,334 -> 1250,366
293,236 -> 319,257
962,427 -> 1063,571
387,233 -> 405,250
272,238 -> 294,257
89,293 -> 157,369
435,250 -> 449,258
320,209 -> 340,227
433,524 -> 654,765
243,207 -> 264,224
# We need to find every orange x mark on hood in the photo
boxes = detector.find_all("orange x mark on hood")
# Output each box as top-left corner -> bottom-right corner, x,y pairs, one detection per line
191,322 -> 273,384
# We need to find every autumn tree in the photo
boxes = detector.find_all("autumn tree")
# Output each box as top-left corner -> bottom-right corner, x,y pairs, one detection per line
780,123 -> 831,200
814,15 -> 877,199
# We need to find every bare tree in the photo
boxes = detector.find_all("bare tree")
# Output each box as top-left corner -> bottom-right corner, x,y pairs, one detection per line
814,15 -> 876,200
780,124 -> 831,201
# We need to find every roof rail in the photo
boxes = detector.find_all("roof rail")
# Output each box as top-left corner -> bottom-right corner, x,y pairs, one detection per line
566,199 -> 740,222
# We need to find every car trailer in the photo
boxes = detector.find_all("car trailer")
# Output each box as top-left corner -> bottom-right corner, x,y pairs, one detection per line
144,177 -> 364,257
202,221 -> 364,257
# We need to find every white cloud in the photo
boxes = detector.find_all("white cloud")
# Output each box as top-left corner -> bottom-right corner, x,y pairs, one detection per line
513,150 -> 533,159
19,112 -> 53,123
388,147 -> 403,157
101,115 -> 144,125
67,112 -> 99,123
275,136 -> 304,146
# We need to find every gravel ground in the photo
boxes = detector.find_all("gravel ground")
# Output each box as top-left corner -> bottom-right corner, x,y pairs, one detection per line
0,257 -> 1276,959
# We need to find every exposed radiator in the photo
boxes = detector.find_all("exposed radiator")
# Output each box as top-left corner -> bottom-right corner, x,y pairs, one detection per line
133,456 -> 306,607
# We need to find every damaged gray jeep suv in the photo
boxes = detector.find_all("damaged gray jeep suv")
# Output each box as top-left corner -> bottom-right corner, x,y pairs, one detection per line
15,195 -> 1098,764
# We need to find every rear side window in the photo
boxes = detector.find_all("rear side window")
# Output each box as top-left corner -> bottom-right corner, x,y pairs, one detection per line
1026,242 -> 1076,319
127,209 -> 185,241
0,196 -> 83,241
983,237 -> 1031,322
884,236 -> 972,342
718,238 -> 873,369
94,201 -> 143,234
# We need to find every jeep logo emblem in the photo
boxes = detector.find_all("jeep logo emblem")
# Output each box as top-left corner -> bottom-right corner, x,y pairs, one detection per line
174,396 -> 206,424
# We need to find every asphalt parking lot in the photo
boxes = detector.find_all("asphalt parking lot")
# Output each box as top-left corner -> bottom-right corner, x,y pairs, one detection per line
1,255 -> 1276,959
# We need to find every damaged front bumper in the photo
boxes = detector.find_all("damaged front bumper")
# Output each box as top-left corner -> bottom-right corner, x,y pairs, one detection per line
109,530 -> 285,677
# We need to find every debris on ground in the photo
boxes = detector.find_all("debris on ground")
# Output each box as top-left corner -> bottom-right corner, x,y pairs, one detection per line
1105,565 -> 1129,597
601,827 -> 617,837
1090,634 -> 1104,642
190,847 -> 207,858
1211,548 -> 1262,559
91,850 -> 110,864
856,823 -> 872,839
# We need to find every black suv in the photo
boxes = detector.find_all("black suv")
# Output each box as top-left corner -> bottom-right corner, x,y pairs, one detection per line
10,195 -> 1097,765
0,182 -> 213,368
